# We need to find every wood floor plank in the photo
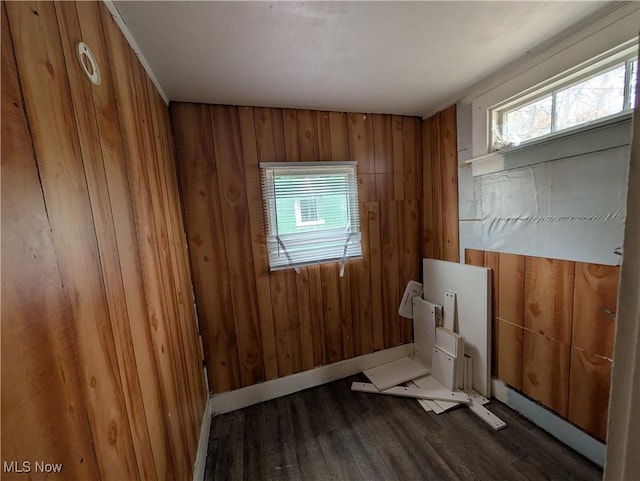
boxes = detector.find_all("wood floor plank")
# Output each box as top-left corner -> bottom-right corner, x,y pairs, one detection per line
204,376 -> 602,481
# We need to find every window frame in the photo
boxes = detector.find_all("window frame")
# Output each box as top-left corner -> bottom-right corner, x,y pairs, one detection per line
491,43 -> 638,151
260,161 -> 362,272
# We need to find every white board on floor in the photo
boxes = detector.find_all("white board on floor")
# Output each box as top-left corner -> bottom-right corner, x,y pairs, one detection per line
423,259 -> 491,397
413,297 -> 436,367
363,356 -> 429,391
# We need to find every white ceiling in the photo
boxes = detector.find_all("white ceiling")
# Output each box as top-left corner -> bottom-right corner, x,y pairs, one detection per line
114,1 -> 613,117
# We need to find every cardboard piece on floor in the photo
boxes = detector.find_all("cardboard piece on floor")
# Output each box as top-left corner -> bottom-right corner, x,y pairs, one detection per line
363,356 -> 429,391
351,382 -> 470,403
423,259 -> 491,397
413,297 -> 437,367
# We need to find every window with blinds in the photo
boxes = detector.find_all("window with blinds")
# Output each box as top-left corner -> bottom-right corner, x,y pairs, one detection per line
260,161 -> 362,273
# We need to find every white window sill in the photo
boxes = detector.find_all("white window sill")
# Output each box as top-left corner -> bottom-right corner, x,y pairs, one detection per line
466,112 -> 633,177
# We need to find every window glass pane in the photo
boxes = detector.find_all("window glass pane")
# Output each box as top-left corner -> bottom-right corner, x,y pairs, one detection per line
629,59 -> 637,110
503,95 -> 552,144
555,64 -> 626,131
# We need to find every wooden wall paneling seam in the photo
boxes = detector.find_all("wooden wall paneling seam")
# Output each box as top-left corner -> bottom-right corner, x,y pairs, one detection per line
1,5 -> 99,477
440,106 -> 459,262
572,262 -> 619,358
568,346 -> 612,441
6,1 -> 140,478
171,103 -> 242,393
155,90 -> 207,426
380,200 -> 402,347
429,117 -> 443,259
77,3 -> 177,478
100,7 -> 195,477
524,257 -> 575,344
398,199 -> 420,343
147,83 -> 203,450
254,107 -> 302,376
373,114 -> 393,201
421,119 -> 434,260
236,105 -> 279,379
484,251 -> 499,375
211,105 -> 265,387
54,3 -> 156,478
368,202 -> 385,352
343,112 -> 375,356
128,47 -> 196,470
392,115 -> 405,201
295,109 -> 320,370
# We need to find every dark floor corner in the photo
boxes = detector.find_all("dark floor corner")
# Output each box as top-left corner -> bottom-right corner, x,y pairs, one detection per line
203,375 -> 602,481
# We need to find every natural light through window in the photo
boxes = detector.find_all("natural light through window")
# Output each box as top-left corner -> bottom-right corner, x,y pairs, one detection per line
492,45 -> 638,151
260,162 -> 361,272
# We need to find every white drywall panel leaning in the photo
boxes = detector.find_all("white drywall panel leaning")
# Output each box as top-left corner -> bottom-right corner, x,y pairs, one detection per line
423,259 -> 491,397
363,356 -> 429,391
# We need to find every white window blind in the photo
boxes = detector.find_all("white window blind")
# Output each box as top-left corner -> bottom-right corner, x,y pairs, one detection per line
260,161 -> 362,272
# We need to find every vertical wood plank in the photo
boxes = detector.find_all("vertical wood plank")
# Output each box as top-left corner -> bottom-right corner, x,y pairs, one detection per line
484,251 -> 500,375
1,5 -> 99,476
7,3 -> 140,478
497,320 -> 524,390
171,104 -> 241,393
307,265 -> 327,366
464,249 -> 485,267
524,257 -> 575,344
421,119 -> 434,259
54,3 -> 157,478
498,253 -> 525,326
380,201 -> 402,347
568,347 -> 612,441
211,105 -> 265,386
237,106 -> 278,380
572,263 -> 619,359
348,112 -> 375,173
392,115 -> 405,201
522,331 -> 570,416
439,106 -> 459,262
255,107 -> 302,376
373,114 -> 393,173
429,118 -> 443,259
322,263 -> 343,364
297,109 -> 319,161
367,203 -> 385,352
398,200 -> 420,343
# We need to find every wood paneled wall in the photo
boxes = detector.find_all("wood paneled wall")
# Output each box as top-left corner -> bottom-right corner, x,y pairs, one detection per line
466,249 -> 618,441
422,106 -> 459,262
172,104 -> 423,393
1,2 -> 205,479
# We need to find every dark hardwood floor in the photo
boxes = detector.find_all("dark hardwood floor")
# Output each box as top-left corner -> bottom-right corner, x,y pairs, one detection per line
204,375 -> 602,481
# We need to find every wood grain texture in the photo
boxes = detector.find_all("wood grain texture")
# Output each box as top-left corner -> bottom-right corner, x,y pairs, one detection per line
205,376 -> 603,481
572,262 -> 619,359
464,249 -> 485,267
422,107 -> 459,262
174,104 -> 423,391
524,257 -> 575,344
497,320 -> 524,391
523,331 -> 570,416
568,347 -> 612,441
498,254 -> 525,326
1,6 -> 98,477
211,105 -> 264,386
3,1 -> 205,479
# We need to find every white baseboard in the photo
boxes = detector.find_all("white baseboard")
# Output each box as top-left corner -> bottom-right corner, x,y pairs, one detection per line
192,398 -> 214,481
491,379 -> 606,467
192,343 -> 413,480
211,343 -> 414,415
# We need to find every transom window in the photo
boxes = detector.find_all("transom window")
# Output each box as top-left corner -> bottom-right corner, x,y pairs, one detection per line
260,161 -> 362,272
491,42 -> 638,151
